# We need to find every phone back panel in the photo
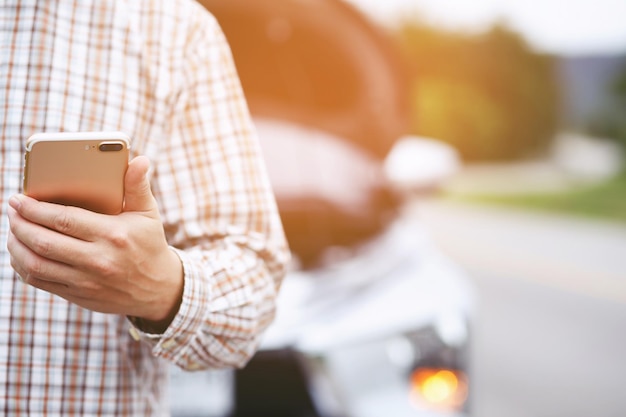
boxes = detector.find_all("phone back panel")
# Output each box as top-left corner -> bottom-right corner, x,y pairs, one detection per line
24,139 -> 129,214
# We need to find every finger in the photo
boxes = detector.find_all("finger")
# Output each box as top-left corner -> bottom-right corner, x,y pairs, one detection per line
9,237 -> 120,313
19,275 -> 70,296
9,194 -> 106,242
7,229 -> 78,288
123,156 -> 158,215
51,292 -> 128,316
8,205 -> 94,267
13,273 -> 107,314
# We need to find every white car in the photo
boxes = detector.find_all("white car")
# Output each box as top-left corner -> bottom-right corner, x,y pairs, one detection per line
171,1 -> 475,416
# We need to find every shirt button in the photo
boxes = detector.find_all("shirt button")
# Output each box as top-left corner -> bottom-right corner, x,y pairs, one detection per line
187,362 -> 203,371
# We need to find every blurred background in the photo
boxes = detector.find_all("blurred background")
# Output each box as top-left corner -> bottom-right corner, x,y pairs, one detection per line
350,1 -> 626,416
354,0 -> 626,175
172,1 -> 626,416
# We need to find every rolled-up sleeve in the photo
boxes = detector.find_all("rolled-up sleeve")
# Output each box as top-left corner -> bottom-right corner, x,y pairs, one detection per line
138,11 -> 290,370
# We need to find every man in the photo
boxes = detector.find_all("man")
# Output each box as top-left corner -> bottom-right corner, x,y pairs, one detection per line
1,0 -> 289,415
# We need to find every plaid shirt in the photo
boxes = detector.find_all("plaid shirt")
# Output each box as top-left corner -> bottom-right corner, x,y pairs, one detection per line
0,0 -> 289,415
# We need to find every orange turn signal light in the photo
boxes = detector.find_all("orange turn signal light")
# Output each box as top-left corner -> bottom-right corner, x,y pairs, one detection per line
409,367 -> 469,412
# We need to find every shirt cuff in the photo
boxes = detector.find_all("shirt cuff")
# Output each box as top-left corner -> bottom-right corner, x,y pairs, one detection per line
126,316 -> 163,345
142,247 -> 211,366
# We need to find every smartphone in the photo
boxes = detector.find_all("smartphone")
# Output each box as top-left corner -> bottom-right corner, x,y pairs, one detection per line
23,131 -> 130,215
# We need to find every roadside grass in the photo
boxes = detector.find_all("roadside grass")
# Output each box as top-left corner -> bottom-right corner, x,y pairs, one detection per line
445,171 -> 626,223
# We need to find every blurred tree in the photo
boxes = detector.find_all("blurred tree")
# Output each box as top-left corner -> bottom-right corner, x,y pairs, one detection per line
395,21 -> 560,161
587,63 -> 626,150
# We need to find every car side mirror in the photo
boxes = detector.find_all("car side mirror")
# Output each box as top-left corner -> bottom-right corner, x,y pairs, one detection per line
383,135 -> 461,193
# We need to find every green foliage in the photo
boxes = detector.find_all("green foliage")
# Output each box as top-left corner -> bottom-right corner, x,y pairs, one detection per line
395,21 -> 560,161
451,171 -> 626,223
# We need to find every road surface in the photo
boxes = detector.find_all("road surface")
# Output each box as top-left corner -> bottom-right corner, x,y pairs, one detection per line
415,199 -> 626,417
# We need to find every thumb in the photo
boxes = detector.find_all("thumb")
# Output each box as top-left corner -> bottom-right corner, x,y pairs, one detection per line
123,156 -> 157,214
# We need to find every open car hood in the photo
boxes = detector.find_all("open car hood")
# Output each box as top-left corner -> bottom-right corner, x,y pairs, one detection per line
199,0 -> 411,160
198,0 -> 412,267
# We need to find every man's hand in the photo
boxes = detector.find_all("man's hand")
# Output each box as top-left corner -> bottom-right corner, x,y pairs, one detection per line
7,156 -> 184,331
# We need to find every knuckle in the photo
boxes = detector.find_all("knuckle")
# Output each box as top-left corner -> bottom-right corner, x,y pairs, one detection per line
108,228 -> 130,249
74,279 -> 100,296
52,211 -> 74,235
91,257 -> 117,278
31,235 -> 53,257
24,257 -> 44,280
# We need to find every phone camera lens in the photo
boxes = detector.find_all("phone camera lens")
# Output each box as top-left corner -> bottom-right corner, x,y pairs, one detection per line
98,143 -> 124,152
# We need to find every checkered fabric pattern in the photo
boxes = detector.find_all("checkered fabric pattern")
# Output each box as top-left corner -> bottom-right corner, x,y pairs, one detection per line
0,0 -> 289,415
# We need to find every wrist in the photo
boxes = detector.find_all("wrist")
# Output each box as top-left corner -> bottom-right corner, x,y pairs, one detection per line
128,315 -> 171,335
135,248 -> 184,333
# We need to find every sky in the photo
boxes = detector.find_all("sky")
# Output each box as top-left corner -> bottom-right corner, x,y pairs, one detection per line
346,0 -> 626,55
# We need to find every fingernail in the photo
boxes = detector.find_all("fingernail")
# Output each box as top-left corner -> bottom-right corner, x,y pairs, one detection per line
8,195 -> 22,210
